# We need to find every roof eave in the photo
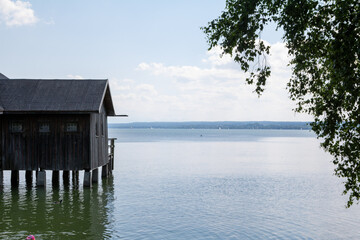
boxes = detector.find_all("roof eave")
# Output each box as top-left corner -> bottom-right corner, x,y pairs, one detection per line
0,73 -> 8,79
1,110 -> 97,114
98,80 -> 116,116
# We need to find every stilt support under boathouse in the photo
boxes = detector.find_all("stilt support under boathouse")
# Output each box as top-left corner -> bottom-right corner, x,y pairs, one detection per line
102,164 -> 108,179
11,170 -> 19,187
92,168 -> 99,183
37,169 -> 46,186
84,170 -> 92,187
0,170 -> 3,185
63,170 -> 70,186
52,170 -> 60,187
25,170 -> 33,186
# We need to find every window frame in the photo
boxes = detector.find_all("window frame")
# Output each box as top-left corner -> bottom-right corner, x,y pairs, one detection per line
38,122 -> 51,133
10,121 -> 24,133
65,122 -> 79,133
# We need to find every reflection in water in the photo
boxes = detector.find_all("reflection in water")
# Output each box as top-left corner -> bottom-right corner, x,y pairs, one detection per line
0,175 -> 115,240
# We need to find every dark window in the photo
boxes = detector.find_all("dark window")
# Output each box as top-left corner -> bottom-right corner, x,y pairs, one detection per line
10,122 -> 23,133
101,122 -> 104,136
66,122 -> 78,132
96,121 -> 99,136
39,122 -> 50,133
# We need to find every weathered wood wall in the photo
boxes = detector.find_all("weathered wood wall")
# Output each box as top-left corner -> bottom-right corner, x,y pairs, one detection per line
90,103 -> 108,170
0,117 -> 2,171
0,114 -> 91,171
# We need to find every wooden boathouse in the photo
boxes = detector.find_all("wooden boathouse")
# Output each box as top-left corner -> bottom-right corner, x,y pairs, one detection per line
0,74 -> 122,187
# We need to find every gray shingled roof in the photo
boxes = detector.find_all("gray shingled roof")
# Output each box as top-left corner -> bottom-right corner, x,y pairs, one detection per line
0,79 -> 115,115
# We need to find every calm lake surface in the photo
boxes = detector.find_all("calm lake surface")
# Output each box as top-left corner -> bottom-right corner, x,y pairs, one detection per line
1,129 -> 360,239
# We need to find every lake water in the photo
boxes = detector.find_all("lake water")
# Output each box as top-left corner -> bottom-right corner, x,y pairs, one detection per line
1,129 -> 360,239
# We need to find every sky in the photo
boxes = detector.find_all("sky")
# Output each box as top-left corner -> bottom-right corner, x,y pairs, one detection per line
0,0 -> 313,123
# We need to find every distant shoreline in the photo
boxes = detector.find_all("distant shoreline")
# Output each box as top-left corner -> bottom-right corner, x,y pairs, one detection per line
109,121 -> 312,130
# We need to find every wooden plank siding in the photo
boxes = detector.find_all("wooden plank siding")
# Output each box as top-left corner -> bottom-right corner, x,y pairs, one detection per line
0,114 -> 91,171
99,104 -> 108,168
0,117 -> 2,170
89,103 -> 109,170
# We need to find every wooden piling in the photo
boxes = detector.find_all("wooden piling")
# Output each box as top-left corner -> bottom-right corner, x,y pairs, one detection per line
11,170 -> 19,187
25,170 -> 33,186
84,170 -> 92,187
102,164 -> 108,178
72,170 -> 79,186
108,160 -> 112,175
109,138 -> 116,171
92,168 -> 99,183
0,170 -> 3,185
36,169 -> 46,186
63,170 -> 70,186
52,170 -> 59,187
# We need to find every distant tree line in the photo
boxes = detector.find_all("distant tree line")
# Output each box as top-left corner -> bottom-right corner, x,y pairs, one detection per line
110,121 -> 311,130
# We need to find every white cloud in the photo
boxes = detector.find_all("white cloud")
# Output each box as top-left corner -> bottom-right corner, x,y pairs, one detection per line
109,78 -> 133,92
110,42 -> 312,122
268,42 -> 292,76
137,62 -> 151,71
43,18 -> 54,25
137,62 -> 246,81
67,74 -> 84,79
202,45 -> 233,66
135,84 -> 158,95
0,0 -> 38,26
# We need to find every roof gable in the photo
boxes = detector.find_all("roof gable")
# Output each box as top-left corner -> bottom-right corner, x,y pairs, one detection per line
0,79 -> 115,115
0,73 -> 8,79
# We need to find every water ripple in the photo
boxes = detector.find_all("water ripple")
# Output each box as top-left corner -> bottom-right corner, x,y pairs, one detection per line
2,133 -> 360,239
